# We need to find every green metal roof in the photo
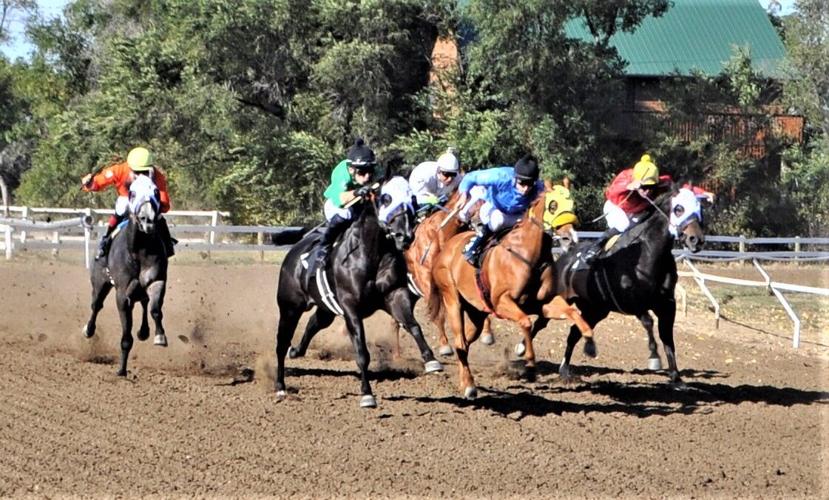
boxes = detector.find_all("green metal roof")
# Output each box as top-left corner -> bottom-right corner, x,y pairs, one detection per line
565,0 -> 786,77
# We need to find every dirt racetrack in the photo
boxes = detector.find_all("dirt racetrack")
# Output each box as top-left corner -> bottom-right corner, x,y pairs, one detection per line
1,255 -> 827,498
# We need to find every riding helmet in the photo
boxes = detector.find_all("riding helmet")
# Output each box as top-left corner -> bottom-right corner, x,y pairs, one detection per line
347,138 -> 376,169
437,150 -> 459,174
633,154 -> 659,186
514,155 -> 539,180
127,147 -> 154,172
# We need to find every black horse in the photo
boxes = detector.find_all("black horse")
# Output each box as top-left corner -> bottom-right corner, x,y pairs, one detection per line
275,176 -> 442,408
551,186 -> 705,386
82,176 -> 168,376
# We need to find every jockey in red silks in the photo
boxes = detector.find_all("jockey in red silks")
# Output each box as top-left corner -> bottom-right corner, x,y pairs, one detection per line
81,147 -> 175,259
582,154 -> 713,264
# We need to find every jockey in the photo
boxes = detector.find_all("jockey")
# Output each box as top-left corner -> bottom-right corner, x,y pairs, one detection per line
456,154 -> 543,264
408,148 -> 461,213
306,138 -> 377,285
582,153 -> 712,264
81,147 -> 176,260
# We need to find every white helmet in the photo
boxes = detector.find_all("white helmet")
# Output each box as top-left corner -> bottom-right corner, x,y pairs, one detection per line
437,151 -> 459,173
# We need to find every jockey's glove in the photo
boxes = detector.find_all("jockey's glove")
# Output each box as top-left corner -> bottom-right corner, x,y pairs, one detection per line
354,185 -> 372,198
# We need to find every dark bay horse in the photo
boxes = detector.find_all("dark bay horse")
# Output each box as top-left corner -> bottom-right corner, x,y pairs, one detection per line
82,175 -> 168,376
431,187 -> 593,399
275,177 -> 442,408
553,186 -> 705,386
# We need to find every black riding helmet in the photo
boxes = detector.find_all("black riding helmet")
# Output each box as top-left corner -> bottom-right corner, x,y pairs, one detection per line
347,138 -> 376,172
514,154 -> 539,181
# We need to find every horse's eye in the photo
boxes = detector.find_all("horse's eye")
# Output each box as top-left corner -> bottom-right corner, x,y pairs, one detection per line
380,194 -> 392,207
548,200 -> 558,212
673,205 -> 685,217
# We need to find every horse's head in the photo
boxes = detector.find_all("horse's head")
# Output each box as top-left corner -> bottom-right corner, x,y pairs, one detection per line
543,183 -> 579,252
377,176 -> 416,251
669,188 -> 705,253
128,175 -> 161,234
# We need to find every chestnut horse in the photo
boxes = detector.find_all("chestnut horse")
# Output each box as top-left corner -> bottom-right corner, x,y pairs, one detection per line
431,187 -> 593,399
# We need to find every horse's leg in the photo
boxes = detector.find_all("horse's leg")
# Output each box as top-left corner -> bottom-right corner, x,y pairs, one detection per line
639,312 -> 662,370
514,317 -> 550,376
480,316 -> 495,346
435,304 -> 453,357
542,295 -> 595,357
443,293 -> 476,398
342,309 -> 376,408
558,307 -> 607,384
653,299 -> 684,387
389,317 -> 402,360
275,305 -> 303,398
146,281 -> 167,347
83,269 -> 112,339
384,289 -> 442,373
115,290 -> 135,377
289,309 -> 336,358
136,297 -> 150,341
492,296 -> 536,369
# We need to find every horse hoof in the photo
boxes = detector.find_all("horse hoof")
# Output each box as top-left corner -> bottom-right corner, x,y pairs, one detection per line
480,333 -> 495,346
424,360 -> 443,373
276,390 -> 287,399
438,345 -> 453,357
137,328 -> 150,341
154,334 -> 168,347
514,342 -> 526,358
359,395 -> 377,408
648,358 -> 662,371
82,324 -> 94,339
288,346 -> 302,359
116,369 -> 127,377
583,339 -> 597,358
463,386 -> 477,400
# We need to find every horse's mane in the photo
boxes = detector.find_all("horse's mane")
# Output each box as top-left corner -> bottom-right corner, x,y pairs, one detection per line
512,186 -> 547,231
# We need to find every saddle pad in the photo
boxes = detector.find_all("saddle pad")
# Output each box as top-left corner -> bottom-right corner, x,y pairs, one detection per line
604,234 -> 621,252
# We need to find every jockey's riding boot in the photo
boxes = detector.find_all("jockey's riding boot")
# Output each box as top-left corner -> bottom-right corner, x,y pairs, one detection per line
583,228 -> 620,265
305,215 -> 349,289
96,226 -> 115,260
157,217 -> 177,257
463,223 -> 492,265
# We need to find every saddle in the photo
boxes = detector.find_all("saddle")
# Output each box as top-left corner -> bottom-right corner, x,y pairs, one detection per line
470,225 -> 512,269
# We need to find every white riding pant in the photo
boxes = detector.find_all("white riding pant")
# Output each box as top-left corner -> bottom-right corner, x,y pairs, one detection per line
480,202 -> 522,231
114,196 -> 129,217
458,186 -> 487,222
323,199 -> 353,222
603,201 -> 631,232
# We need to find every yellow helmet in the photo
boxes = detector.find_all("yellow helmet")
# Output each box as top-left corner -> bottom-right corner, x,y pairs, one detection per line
127,147 -> 154,172
632,154 -> 658,186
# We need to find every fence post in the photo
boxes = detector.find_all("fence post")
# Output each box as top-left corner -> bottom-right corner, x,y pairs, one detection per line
84,208 -> 92,269
20,206 -> 28,244
208,210 -> 219,260
739,235 -> 747,265
794,236 -> 801,264
4,225 -> 12,260
52,231 -> 60,257
257,231 -> 265,262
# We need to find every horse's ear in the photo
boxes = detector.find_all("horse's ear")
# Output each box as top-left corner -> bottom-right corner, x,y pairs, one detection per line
544,179 -> 553,190
382,162 -> 392,183
562,177 -> 571,189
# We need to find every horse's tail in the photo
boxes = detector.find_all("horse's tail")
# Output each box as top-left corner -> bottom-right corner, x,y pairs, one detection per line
271,226 -> 312,245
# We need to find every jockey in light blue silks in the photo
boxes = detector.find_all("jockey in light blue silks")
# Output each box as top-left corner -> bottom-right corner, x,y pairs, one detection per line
456,155 -> 544,264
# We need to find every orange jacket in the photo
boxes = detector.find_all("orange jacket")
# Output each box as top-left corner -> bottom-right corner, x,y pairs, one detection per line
83,162 -> 171,213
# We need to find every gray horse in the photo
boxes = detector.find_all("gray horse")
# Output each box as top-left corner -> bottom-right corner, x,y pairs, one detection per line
82,175 -> 169,376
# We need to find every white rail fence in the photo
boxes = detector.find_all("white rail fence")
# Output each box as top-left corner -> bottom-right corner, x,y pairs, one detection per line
2,207 -> 827,349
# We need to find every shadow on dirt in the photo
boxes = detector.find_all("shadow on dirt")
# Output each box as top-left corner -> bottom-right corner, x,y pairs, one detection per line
386,380 -> 829,420
532,360 -> 729,380
285,365 -> 421,383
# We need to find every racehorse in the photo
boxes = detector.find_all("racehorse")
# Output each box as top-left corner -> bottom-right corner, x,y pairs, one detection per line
274,176 -> 442,408
431,186 -> 593,399
553,186 -> 705,387
82,175 -> 169,376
